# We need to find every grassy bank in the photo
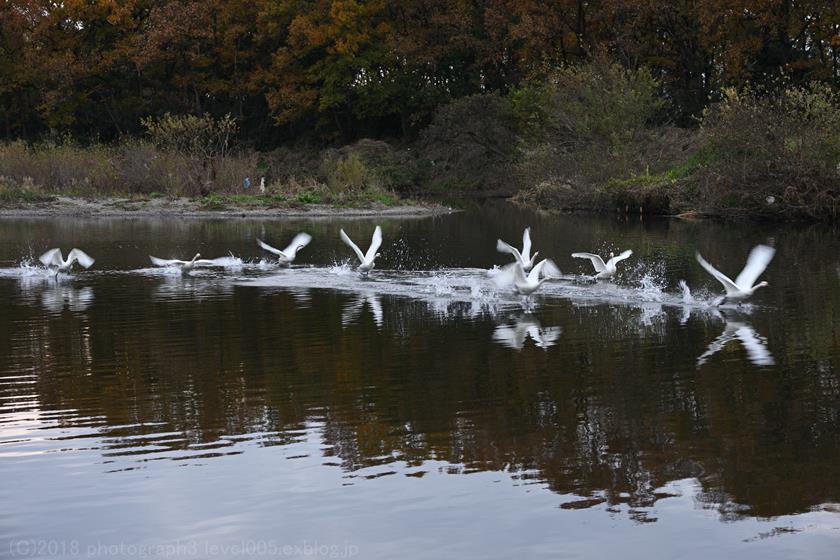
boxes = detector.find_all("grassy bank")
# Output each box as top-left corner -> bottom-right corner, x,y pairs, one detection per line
1,62 -> 838,221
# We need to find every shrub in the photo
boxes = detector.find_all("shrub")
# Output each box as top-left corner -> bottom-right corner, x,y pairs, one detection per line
695,83 -> 840,219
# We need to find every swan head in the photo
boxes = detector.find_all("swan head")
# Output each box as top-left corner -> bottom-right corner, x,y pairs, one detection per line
375,252 -> 381,259
753,281 -> 769,291
609,251 -> 615,258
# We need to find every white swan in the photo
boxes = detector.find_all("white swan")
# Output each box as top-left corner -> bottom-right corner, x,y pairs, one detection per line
497,227 -> 538,271
39,248 -> 95,274
257,233 -> 312,266
571,249 -> 633,279
149,253 -> 218,272
340,226 -> 382,274
695,245 -> 775,304
494,259 -> 561,296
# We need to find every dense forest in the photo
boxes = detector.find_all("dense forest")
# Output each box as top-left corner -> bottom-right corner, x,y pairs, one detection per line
1,1 -> 839,218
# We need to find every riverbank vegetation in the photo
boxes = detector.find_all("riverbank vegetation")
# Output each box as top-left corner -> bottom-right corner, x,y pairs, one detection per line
1,1 -> 838,219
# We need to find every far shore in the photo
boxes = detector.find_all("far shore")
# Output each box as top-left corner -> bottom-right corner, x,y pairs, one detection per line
0,196 -> 456,219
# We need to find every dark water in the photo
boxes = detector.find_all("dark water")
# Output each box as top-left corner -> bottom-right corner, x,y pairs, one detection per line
1,204 -> 838,559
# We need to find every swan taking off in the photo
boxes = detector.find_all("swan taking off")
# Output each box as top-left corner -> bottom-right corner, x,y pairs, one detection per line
695,244 -> 775,304
497,227 -> 538,272
149,253 -> 218,272
340,225 -> 382,274
39,248 -> 95,274
257,233 -> 312,266
494,259 -> 561,296
571,250 -> 632,279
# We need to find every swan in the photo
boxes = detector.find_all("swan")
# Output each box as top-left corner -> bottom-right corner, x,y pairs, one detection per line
149,253 -> 219,272
39,248 -> 95,274
571,249 -> 633,279
257,232 -> 312,266
340,225 -> 382,274
695,245 -> 775,304
494,259 -> 561,296
497,227 -> 538,271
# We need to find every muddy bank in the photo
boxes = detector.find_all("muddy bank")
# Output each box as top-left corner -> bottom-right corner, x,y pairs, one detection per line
0,196 -> 455,219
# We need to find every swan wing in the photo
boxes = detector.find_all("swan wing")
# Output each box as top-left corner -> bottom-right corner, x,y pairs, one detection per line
256,239 -> 286,258
734,245 -> 775,290
528,259 -> 560,282
521,227 -> 532,261
734,325 -> 775,366
364,226 -> 383,262
283,232 -> 312,256
571,252 -> 607,273
696,330 -> 738,367
497,239 -> 524,264
695,252 -> 739,295
606,249 -> 633,268
150,256 -> 183,267
39,248 -> 63,267
68,248 -> 95,268
340,229 -> 366,263
491,262 -> 518,290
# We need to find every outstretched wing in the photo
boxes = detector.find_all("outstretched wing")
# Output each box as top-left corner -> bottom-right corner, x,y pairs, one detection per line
283,232 -> 312,256
528,258 -> 560,282
571,252 -> 607,273
149,256 -> 182,267
735,245 -> 775,290
340,229 -> 366,263
491,262 -> 518,290
256,239 -> 285,258
695,252 -> 739,295
606,249 -> 632,268
39,248 -> 63,267
365,226 -> 383,262
497,239 -> 524,264
522,227 -> 532,261
68,248 -> 95,268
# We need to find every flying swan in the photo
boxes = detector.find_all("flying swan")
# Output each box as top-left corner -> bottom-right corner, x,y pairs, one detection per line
571,250 -> 633,279
39,248 -> 95,275
494,259 -> 561,296
340,226 -> 382,274
149,253 -> 220,273
497,227 -> 538,272
257,232 -> 312,266
695,245 -> 775,304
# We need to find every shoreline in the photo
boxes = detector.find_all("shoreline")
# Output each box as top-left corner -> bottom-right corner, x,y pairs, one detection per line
0,196 -> 456,219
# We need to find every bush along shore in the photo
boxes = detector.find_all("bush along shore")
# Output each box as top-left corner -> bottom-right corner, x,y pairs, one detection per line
1,61 -> 838,221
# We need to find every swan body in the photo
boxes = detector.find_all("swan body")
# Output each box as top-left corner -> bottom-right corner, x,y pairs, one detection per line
257,232 -> 312,266
695,245 -> 775,304
39,248 -> 95,274
149,253 -> 218,272
571,250 -> 633,279
340,226 -> 382,274
497,227 -> 538,272
495,259 -> 561,296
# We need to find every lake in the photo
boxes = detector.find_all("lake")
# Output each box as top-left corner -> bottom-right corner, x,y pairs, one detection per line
1,203 -> 838,559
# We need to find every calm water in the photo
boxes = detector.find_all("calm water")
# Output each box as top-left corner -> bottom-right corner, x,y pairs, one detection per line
1,204 -> 838,559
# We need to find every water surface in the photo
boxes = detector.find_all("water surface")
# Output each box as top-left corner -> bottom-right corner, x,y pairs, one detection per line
1,205 -> 838,558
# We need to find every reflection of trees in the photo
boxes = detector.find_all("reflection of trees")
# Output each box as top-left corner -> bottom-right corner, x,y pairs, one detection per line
1,212 -> 839,521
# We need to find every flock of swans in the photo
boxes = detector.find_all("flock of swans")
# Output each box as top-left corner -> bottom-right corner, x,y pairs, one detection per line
34,224 -> 775,307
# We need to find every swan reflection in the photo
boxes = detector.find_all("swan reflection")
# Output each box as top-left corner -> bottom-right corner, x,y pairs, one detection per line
697,313 -> 774,367
492,313 -> 561,350
40,285 -> 94,313
341,293 -> 383,328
